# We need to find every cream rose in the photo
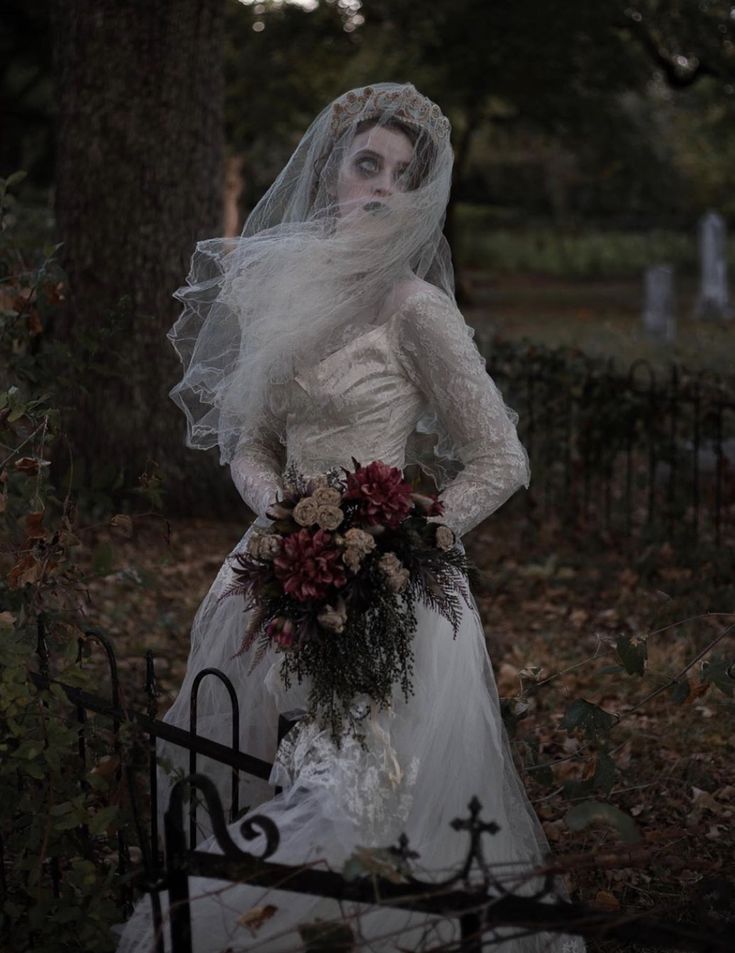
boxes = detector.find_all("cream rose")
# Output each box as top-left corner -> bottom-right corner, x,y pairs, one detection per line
246,532 -> 281,561
293,496 -> 319,526
246,533 -> 264,557
378,551 -> 410,592
343,527 -> 376,554
342,547 -> 364,572
257,534 -> 282,561
316,504 -> 344,531
313,486 -> 342,507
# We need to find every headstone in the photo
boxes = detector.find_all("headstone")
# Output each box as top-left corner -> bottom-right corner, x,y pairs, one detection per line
643,264 -> 676,342
695,211 -> 732,319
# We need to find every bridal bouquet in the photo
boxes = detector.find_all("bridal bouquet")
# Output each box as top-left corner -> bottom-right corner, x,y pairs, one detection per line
224,458 -> 475,740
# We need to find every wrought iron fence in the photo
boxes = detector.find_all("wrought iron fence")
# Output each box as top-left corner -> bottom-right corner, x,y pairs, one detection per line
19,623 -> 735,953
480,338 -> 735,549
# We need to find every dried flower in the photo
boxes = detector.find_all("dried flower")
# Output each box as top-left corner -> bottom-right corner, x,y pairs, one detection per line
266,501 -> 293,521
316,504 -> 344,531
313,486 -> 343,507
342,548 -> 363,572
344,459 -> 413,528
266,616 -> 296,648
378,551 -> 410,592
293,496 -> 319,527
317,597 -> 348,633
273,528 -> 347,602
435,524 -> 455,551
343,527 -> 376,554
411,491 -> 445,517
247,532 -> 282,561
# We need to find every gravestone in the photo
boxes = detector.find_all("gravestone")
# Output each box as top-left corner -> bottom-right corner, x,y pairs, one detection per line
643,264 -> 676,342
695,211 -> 732,319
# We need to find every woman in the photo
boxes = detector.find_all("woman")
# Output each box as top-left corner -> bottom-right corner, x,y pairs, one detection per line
118,83 -> 584,952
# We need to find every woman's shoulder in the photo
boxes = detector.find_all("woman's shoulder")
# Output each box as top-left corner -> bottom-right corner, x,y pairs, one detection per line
381,277 -> 451,323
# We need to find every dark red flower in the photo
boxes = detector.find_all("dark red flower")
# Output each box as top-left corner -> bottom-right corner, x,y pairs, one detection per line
273,527 -> 347,603
410,491 -> 445,517
266,616 -> 297,648
343,459 -> 413,528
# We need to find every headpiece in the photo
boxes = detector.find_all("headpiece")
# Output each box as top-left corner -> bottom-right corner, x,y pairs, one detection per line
329,83 -> 451,144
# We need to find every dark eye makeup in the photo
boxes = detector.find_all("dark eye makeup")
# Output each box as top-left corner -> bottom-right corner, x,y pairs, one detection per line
354,154 -> 379,176
353,150 -> 411,184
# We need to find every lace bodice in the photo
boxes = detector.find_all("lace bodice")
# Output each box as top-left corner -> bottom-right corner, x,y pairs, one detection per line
230,286 -> 530,538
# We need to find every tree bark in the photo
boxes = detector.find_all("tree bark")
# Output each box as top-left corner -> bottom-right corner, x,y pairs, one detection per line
52,0 -> 236,514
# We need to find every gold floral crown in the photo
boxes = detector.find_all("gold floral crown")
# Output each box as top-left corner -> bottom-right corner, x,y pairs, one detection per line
329,84 -> 451,144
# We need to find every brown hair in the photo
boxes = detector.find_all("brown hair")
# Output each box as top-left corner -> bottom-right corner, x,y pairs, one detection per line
311,113 -> 438,208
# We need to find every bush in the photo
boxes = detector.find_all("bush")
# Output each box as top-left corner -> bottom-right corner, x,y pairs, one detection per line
0,173 -> 132,952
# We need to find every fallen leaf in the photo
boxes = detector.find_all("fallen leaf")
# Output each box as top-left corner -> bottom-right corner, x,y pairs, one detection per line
715,785 -> 735,801
90,756 -> 121,780
705,824 -> 725,842
28,310 -> 43,335
684,677 -> 710,703
569,608 -> 589,629
14,457 -> 50,476
542,820 -> 566,842
519,664 -> 546,682
110,514 -> 134,538
237,904 -> 277,934
127,846 -> 143,865
25,511 -> 46,539
593,890 -> 620,911
8,554 -> 43,588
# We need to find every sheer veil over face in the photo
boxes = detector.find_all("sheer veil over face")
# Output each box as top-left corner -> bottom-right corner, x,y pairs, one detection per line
335,125 -> 415,217
168,82 -> 458,485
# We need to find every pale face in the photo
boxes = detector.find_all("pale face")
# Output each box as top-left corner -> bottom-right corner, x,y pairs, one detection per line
335,125 -> 415,217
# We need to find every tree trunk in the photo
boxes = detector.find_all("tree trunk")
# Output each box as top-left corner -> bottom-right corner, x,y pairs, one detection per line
52,0 -> 237,515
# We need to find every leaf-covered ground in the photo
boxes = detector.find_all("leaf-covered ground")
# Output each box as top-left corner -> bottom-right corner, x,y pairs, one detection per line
83,502 -> 735,951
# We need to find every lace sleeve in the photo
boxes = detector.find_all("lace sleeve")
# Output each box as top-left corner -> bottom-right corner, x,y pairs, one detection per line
394,288 -> 531,538
229,414 -> 286,520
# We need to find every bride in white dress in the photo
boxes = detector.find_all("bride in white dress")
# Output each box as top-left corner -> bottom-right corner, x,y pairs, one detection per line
117,83 -> 584,952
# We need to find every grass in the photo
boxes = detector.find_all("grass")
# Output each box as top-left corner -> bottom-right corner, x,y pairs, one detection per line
453,206 -> 735,280
462,271 -> 735,380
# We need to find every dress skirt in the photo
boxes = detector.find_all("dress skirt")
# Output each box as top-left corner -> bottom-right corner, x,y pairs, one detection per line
115,518 -> 583,953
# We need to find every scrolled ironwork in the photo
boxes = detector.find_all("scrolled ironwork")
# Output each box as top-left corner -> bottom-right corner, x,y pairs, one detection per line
237,814 -> 280,860
167,774 -> 278,864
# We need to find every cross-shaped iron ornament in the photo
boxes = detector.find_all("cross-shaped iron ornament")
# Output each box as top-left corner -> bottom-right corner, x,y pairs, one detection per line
449,795 -> 502,893
380,795 -> 555,904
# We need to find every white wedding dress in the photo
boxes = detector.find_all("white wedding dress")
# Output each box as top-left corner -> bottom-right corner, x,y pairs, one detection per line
117,286 -> 584,952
